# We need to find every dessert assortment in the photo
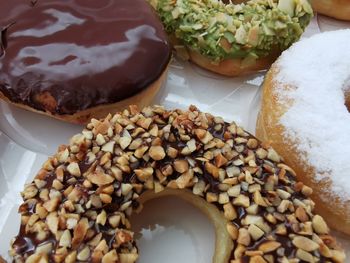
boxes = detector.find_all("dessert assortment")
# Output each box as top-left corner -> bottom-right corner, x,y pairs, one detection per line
0,0 -> 350,262
0,0 -> 171,124
10,105 -> 345,262
150,0 -> 313,76
256,29 -> 350,235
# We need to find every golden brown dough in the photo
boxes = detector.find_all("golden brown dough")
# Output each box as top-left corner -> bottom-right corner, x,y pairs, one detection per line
311,0 -> 350,21
188,49 -> 279,77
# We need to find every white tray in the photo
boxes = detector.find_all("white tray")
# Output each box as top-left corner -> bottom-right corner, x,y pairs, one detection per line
0,16 -> 349,262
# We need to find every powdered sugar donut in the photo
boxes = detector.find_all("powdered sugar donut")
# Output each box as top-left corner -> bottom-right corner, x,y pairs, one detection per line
256,29 -> 350,234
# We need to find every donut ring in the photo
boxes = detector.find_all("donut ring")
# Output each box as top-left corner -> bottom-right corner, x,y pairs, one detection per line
150,0 -> 313,76
311,0 -> 350,21
9,105 -> 345,262
256,30 -> 350,235
0,0 -> 171,124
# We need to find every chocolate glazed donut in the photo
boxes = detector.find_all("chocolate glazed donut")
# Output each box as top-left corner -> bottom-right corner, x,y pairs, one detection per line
10,106 -> 345,262
0,0 -> 171,123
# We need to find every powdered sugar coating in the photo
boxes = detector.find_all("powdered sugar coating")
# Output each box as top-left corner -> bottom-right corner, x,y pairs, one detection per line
275,29 -> 350,201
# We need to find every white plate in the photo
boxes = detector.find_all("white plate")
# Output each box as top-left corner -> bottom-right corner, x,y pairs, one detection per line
0,16 -> 349,262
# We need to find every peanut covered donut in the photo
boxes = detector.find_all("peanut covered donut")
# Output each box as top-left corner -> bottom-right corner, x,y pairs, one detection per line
0,0 -> 171,124
256,30 -> 350,235
311,0 -> 350,21
9,105 -> 345,262
150,0 -> 313,76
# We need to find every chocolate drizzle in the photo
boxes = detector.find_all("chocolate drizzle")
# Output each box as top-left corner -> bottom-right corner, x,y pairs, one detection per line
12,226 -> 57,258
0,0 -> 171,115
30,0 -> 38,7
0,22 -> 16,58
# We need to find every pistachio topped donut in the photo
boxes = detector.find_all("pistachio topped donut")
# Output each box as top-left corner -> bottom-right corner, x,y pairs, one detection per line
10,105 -> 345,262
150,0 -> 313,76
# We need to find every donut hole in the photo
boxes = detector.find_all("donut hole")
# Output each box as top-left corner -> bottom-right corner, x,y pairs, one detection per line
130,189 -> 233,262
130,196 -> 215,262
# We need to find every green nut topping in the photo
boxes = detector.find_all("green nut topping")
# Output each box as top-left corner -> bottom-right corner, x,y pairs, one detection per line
151,0 -> 313,62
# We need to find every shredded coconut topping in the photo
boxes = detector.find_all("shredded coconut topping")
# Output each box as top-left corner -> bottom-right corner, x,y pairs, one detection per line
275,29 -> 350,201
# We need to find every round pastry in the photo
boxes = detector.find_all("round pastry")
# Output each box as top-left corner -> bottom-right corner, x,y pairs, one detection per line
0,0 -> 171,124
150,0 -> 313,76
10,105 -> 345,262
311,0 -> 350,21
256,30 -> 350,235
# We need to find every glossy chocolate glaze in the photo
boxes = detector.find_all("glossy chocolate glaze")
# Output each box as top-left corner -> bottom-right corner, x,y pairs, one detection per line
0,0 -> 171,114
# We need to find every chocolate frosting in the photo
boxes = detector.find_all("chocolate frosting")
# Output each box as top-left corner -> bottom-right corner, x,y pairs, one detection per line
0,0 -> 171,114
